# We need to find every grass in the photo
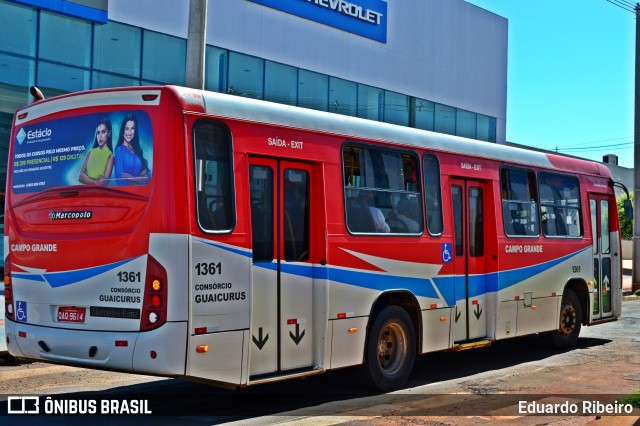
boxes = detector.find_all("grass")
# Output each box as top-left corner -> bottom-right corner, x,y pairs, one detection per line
621,392 -> 640,408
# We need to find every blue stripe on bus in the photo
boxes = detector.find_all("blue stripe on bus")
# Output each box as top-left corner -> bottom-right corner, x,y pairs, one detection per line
255,247 -> 589,306
198,240 -> 252,257
255,262 -> 439,299
326,267 -> 439,298
489,248 -> 586,292
13,257 -> 139,288
43,258 -> 136,288
278,263 -> 440,299
433,248 -> 588,305
12,273 -> 47,282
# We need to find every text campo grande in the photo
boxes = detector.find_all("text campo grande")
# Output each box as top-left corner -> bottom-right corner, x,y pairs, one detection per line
11,243 -> 57,252
505,244 -> 543,254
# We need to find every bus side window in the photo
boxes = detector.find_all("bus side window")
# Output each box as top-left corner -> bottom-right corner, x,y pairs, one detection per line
283,169 -> 310,261
193,120 -> 234,232
343,145 -> 423,235
501,167 -> 539,237
539,172 -> 582,238
423,153 -> 443,235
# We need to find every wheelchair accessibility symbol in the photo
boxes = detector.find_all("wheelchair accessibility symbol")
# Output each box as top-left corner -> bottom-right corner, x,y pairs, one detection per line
16,301 -> 27,322
442,243 -> 452,264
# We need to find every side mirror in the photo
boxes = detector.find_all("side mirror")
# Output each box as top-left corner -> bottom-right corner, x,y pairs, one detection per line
624,199 -> 633,222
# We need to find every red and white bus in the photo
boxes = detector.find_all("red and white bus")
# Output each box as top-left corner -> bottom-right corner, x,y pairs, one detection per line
4,86 -> 623,391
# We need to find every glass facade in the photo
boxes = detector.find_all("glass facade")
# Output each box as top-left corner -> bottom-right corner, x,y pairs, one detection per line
205,45 -> 228,93
434,104 -> 456,136
228,51 -> 264,99
265,61 -> 297,105
411,98 -> 435,131
0,0 -> 499,211
142,30 -> 187,85
383,90 -> 409,126
39,12 -> 92,67
37,61 -> 90,97
357,84 -> 383,121
93,21 -> 141,77
0,1 -> 37,56
298,69 -> 328,111
329,77 -> 357,117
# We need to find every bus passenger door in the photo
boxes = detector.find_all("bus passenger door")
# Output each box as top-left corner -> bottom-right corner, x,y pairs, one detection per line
590,196 -> 613,319
451,179 -> 489,341
249,157 -> 315,376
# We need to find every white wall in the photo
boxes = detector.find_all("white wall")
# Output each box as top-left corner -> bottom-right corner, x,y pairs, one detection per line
109,0 -> 508,143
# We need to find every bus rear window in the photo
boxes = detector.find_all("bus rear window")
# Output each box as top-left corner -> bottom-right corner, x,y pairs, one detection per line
11,110 -> 153,194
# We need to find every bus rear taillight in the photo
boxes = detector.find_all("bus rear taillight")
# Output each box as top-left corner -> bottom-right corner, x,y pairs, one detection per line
140,255 -> 168,332
4,254 -> 14,321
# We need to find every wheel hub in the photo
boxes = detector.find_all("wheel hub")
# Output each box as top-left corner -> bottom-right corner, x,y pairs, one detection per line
376,322 -> 407,375
559,303 -> 577,336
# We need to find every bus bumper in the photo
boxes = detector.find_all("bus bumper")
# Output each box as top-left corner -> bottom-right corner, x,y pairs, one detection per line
6,320 -> 187,376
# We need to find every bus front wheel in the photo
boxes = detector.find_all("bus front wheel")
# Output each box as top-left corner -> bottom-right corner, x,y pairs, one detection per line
358,305 -> 416,392
548,288 -> 582,349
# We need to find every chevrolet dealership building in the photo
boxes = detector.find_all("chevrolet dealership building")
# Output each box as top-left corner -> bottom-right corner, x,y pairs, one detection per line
0,0 -> 508,194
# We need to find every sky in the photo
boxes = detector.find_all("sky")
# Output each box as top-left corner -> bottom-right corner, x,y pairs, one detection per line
465,0 -> 636,168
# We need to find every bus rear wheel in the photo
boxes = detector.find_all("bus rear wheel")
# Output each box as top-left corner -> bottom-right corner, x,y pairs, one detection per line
358,305 -> 416,392
548,288 -> 582,349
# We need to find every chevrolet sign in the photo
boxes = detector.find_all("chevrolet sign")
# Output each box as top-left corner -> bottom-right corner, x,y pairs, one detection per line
247,0 -> 388,43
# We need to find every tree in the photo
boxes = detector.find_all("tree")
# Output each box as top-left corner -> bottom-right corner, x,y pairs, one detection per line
618,193 -> 633,241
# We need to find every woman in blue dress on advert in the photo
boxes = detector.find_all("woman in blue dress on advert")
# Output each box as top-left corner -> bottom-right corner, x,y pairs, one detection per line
114,113 -> 150,186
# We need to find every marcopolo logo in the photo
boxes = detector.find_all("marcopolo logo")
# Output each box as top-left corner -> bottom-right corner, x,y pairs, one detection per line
16,128 -> 26,145
49,210 -> 93,222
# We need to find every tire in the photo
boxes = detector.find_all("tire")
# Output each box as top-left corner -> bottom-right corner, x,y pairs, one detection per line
548,288 -> 582,349
357,305 -> 416,392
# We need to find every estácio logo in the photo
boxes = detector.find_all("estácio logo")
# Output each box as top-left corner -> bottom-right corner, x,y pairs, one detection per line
16,128 -> 26,145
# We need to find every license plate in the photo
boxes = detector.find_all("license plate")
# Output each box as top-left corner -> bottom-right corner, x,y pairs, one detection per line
57,307 -> 86,323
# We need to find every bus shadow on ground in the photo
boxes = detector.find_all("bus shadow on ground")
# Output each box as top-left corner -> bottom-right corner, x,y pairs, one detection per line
410,334 -> 610,384
0,335 -> 610,424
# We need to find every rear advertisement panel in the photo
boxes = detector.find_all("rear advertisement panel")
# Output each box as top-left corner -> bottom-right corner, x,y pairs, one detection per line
12,110 -> 153,194
7,109 -> 157,331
